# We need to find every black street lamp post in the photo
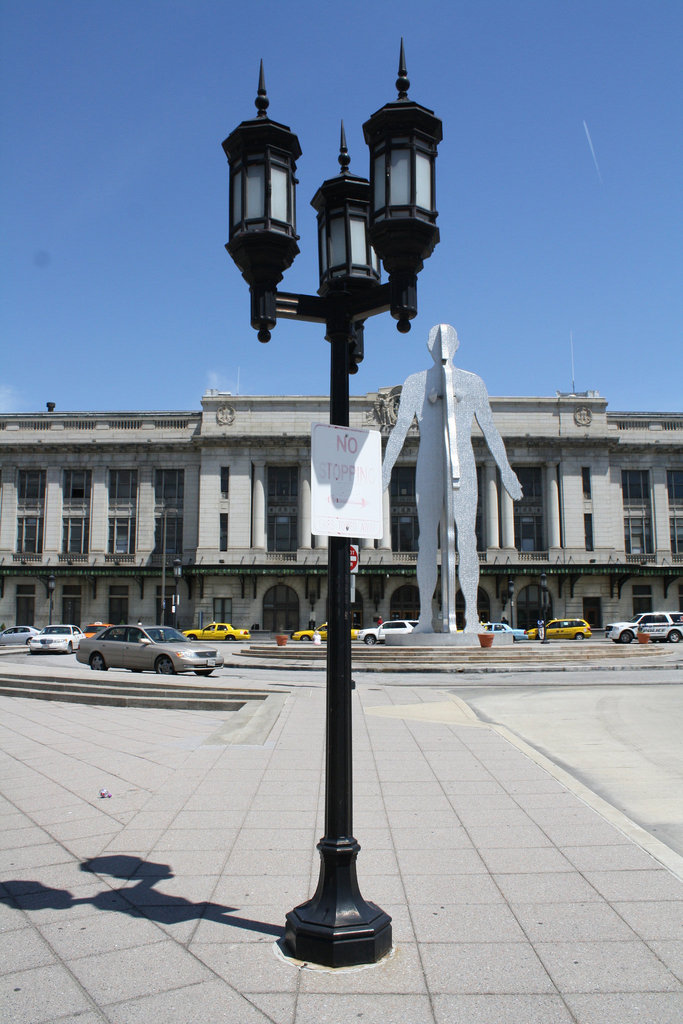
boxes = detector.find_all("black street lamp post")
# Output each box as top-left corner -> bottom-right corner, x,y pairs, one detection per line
48,574 -> 56,626
540,572 -> 549,643
173,558 -> 182,629
507,577 -> 515,628
222,43 -> 441,968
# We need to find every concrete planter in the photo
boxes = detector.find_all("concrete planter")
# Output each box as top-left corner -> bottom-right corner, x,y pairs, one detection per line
275,635 -> 289,647
478,633 -> 494,648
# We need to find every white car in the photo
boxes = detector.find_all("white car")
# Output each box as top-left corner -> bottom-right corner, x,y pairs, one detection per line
29,624 -> 85,654
607,612 -> 683,644
356,620 -> 418,645
0,625 -> 40,646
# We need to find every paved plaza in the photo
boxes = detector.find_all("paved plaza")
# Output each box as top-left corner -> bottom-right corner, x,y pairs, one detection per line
1,659 -> 682,1023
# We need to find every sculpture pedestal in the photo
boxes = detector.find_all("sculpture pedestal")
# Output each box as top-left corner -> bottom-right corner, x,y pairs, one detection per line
386,632 -> 513,647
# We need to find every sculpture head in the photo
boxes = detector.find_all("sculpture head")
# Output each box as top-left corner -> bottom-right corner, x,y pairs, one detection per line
427,324 -> 459,365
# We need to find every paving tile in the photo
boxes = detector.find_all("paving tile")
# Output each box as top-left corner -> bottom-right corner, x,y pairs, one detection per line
613,900 -> 683,940
105,978 -> 273,1023
66,939 -> 213,1003
390,826 -> 474,850
493,871 -> 602,904
192,940 -> 299,992
535,939 -> 681,993
296,941 -> 427,994
466,824 -> 553,848
561,843 -> 662,872
511,901 -> 639,942
0,925 -> 56,973
294,993 -> 436,1024
564,991 -> 683,1023
402,872 -> 503,905
479,846 -> 573,874
647,940 -> 683,979
433,993 -> 575,1022
582,869 -> 683,902
38,911 -> 164,958
410,903 -> 527,943
0,963 -> 92,1022
396,848 -> 488,875
420,941 -> 555,993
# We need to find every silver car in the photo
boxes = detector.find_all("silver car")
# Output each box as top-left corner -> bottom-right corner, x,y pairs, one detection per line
76,624 -> 224,675
0,625 -> 40,646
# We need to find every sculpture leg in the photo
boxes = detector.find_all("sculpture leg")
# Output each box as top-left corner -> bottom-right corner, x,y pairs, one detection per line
415,505 -> 439,633
457,523 -> 480,632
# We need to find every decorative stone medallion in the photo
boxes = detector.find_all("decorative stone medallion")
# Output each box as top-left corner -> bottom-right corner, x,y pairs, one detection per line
574,407 -> 592,427
216,404 -> 235,427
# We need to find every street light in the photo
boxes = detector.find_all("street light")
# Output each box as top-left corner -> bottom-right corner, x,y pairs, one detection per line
48,574 -> 56,626
540,572 -> 549,643
173,558 -> 182,628
507,577 -> 515,628
222,43 -> 441,968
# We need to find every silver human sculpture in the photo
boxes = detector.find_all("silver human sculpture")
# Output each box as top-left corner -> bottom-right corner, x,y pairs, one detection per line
382,324 -> 523,633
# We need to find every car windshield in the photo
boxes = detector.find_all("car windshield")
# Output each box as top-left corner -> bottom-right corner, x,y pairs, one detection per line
42,626 -> 68,634
144,627 -> 188,644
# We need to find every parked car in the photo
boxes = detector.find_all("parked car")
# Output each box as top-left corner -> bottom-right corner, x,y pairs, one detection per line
182,622 -> 250,642
29,625 -> 85,654
291,623 -> 358,641
525,618 -> 592,640
356,620 -> 418,645
607,612 -> 683,644
481,622 -> 528,641
82,622 -> 113,638
0,625 -> 40,646
77,624 -> 225,675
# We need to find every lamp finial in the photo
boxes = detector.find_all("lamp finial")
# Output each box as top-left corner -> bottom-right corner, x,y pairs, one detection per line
338,121 -> 351,176
255,60 -> 269,118
396,39 -> 410,99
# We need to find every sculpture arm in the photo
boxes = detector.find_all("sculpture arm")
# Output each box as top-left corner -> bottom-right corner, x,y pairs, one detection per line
381,385 -> 418,491
473,380 -> 523,500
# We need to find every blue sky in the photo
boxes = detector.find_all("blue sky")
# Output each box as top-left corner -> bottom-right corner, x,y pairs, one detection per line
1,1 -> 681,414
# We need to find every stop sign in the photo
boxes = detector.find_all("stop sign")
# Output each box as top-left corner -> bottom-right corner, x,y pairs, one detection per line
349,544 -> 359,573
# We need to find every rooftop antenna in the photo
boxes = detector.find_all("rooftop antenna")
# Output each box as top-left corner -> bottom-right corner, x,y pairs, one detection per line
570,331 -> 576,393
236,367 -> 240,395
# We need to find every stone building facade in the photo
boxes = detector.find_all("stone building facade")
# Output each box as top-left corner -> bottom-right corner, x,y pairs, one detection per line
1,389 -> 681,633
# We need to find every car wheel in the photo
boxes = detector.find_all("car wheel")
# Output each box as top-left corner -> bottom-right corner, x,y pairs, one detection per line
364,635 -> 377,645
619,630 -> 634,644
195,669 -> 213,676
186,634 -> 198,641
574,633 -> 585,640
227,636 -> 237,642
302,635 -> 312,642
89,652 -> 107,672
155,656 -> 175,675
67,642 -> 73,653
668,630 -> 682,644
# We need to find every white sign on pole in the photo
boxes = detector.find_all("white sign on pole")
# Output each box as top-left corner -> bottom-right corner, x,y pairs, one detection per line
311,424 -> 383,539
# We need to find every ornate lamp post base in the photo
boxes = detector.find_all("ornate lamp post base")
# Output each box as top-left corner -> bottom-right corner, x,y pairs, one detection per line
284,838 -> 392,967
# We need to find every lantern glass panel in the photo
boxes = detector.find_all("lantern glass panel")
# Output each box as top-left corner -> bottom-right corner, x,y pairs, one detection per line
319,225 -> 328,273
329,217 -> 346,267
245,164 -> 265,219
371,245 -> 380,274
349,218 -> 367,265
231,169 -> 242,227
373,154 -> 385,212
415,152 -> 432,210
389,149 -> 410,206
270,165 -> 288,223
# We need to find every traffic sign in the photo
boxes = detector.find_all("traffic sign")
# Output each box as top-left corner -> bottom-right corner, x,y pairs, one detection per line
349,544 -> 359,573
311,423 -> 383,538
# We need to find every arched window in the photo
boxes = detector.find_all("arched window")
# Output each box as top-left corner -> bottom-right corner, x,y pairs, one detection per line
263,584 -> 299,632
455,587 -> 491,629
390,584 -> 420,620
516,584 -> 552,630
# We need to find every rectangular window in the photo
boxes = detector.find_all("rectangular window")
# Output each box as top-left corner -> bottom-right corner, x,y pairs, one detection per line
220,466 -> 230,497
390,466 -> 416,499
63,469 -> 91,504
670,516 -> 683,554
581,466 -> 592,499
268,513 -> 298,552
109,585 -> 129,625
624,516 -> 653,555
155,468 -> 184,507
108,517 -> 136,555
268,466 -> 298,498
17,516 -> 43,554
109,469 -> 137,505
16,584 -> 35,626
213,597 -> 232,621
219,513 -> 228,551
516,466 -> 543,498
584,513 -> 594,551
632,584 -> 652,616
62,517 -> 89,554
391,513 -> 419,552
18,469 -> 46,504
668,470 -> 683,504
154,514 -> 183,555
622,469 -> 649,504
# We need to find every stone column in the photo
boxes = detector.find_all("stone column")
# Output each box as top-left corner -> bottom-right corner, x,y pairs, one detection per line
501,489 -> 515,549
44,466 -> 62,554
652,466 -> 670,553
485,463 -> 499,549
0,465 -> 17,550
89,467 -> 108,553
546,462 -> 561,549
252,461 -> 266,550
137,466 -> 155,554
300,462 -> 312,549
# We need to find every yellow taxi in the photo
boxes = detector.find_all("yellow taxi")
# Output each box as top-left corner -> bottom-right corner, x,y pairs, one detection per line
182,622 -> 250,642
525,618 -> 592,640
291,623 -> 358,641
